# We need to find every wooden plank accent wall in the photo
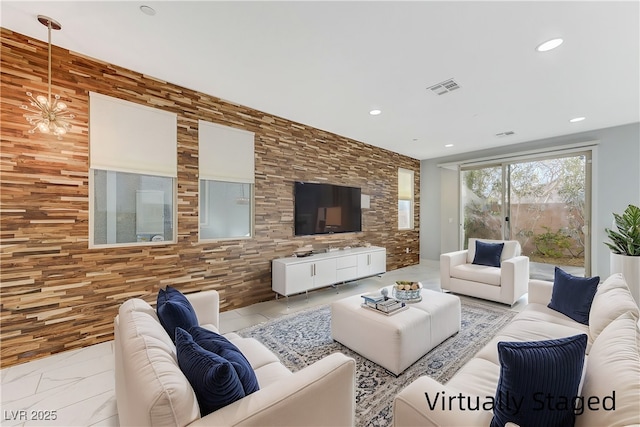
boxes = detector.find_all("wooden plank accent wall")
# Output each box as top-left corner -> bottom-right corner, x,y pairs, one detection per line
0,28 -> 420,368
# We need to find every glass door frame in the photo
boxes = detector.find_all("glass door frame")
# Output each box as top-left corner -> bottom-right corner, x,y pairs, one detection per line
460,150 -> 593,276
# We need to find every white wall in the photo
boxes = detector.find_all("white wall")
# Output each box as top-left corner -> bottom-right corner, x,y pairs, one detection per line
420,122 -> 640,278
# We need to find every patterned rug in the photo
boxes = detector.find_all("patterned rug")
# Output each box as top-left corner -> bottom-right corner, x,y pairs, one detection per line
238,297 -> 517,426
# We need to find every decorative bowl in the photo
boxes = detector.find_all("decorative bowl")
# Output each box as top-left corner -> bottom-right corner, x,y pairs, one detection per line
293,250 -> 313,257
392,281 -> 422,302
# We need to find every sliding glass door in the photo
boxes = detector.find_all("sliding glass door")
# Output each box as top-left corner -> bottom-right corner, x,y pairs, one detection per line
461,152 -> 591,279
461,165 -> 504,247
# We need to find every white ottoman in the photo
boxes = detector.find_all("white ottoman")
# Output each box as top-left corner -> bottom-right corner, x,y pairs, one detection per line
330,288 -> 461,375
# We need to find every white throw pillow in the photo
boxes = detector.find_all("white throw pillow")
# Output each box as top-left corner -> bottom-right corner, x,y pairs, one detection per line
588,273 -> 639,346
575,311 -> 640,427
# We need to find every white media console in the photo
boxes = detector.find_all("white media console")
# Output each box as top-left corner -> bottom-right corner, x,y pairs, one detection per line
272,246 -> 386,300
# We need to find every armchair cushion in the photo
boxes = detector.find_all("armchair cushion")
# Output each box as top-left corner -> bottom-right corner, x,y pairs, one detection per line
472,240 -> 504,267
491,334 -> 587,427
548,267 -> 599,325
451,264 -> 502,286
189,326 -> 260,395
175,327 -> 246,416
157,286 -> 199,342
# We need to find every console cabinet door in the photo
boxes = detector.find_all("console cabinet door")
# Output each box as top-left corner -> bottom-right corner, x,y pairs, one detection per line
357,249 -> 387,277
369,250 -> 387,275
311,258 -> 337,288
284,262 -> 315,295
357,253 -> 371,277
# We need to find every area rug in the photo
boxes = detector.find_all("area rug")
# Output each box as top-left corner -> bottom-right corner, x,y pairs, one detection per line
238,297 -> 516,427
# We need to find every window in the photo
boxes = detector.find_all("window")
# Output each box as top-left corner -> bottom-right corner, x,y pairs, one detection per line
200,181 -> 252,239
89,92 -> 177,247
93,170 -> 174,244
398,168 -> 414,230
198,120 -> 255,241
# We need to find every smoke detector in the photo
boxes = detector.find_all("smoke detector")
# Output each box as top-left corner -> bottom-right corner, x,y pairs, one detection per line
427,78 -> 461,95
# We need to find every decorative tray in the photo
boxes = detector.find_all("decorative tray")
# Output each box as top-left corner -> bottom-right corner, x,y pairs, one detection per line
360,303 -> 409,316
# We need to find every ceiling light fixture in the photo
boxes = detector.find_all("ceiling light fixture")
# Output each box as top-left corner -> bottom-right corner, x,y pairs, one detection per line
536,38 -> 564,52
369,109 -> 382,116
445,144 -> 454,148
21,15 -> 74,139
569,117 -> 586,123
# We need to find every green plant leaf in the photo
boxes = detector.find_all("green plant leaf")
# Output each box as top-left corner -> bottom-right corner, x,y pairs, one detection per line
605,204 -> 640,256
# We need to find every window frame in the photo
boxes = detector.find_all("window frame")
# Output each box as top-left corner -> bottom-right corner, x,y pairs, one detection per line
89,169 -> 177,248
88,93 -> 178,249
198,120 -> 255,242
398,167 -> 415,230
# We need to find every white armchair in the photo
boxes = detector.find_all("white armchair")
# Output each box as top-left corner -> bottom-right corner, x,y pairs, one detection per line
440,238 -> 529,306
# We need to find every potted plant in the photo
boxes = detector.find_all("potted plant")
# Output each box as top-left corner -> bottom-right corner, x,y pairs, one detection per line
605,203 -> 640,306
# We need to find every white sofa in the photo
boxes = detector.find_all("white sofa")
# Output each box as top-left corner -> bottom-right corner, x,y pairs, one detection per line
114,289 -> 356,426
440,238 -> 529,305
393,273 -> 640,426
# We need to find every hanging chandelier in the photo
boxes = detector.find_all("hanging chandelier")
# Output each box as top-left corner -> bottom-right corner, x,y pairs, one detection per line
21,15 -> 74,139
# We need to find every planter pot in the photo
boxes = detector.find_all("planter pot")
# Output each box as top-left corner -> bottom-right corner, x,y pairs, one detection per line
610,253 -> 640,307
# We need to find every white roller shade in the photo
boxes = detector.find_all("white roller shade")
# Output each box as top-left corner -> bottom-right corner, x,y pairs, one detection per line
199,120 -> 255,183
89,92 -> 177,177
398,168 -> 414,199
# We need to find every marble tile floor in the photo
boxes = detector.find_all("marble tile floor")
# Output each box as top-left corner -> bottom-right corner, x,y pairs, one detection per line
0,259 -> 526,427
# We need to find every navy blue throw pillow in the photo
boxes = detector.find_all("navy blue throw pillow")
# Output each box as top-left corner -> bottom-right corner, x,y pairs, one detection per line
157,286 -> 199,342
491,334 -> 587,427
548,267 -> 599,325
175,328 -> 246,416
189,326 -> 260,395
472,240 -> 504,267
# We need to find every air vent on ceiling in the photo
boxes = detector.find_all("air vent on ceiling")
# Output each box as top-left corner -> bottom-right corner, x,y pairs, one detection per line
495,131 -> 516,137
427,78 -> 461,95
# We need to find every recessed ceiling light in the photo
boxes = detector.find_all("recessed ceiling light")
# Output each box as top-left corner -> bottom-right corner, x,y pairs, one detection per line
569,117 -> 586,123
445,144 -> 454,148
140,5 -> 156,16
536,38 -> 563,52
369,109 -> 381,116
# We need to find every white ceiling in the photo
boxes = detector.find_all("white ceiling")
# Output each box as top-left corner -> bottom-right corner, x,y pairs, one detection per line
2,1 -> 639,160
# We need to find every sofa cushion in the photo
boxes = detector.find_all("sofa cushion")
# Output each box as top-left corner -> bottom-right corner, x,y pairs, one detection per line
227,336 -> 283,370
157,286 -> 199,342
189,326 -> 260,395
548,267 -> 599,325
253,361 -> 294,388
451,263 -> 501,286
175,327 -> 246,416
472,240 -> 504,268
474,311 -> 588,365
447,358 -> 501,398
491,334 -> 587,427
467,238 -> 521,264
588,273 -> 640,346
576,311 -> 640,427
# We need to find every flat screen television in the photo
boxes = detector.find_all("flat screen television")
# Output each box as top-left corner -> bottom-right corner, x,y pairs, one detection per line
294,182 -> 361,236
